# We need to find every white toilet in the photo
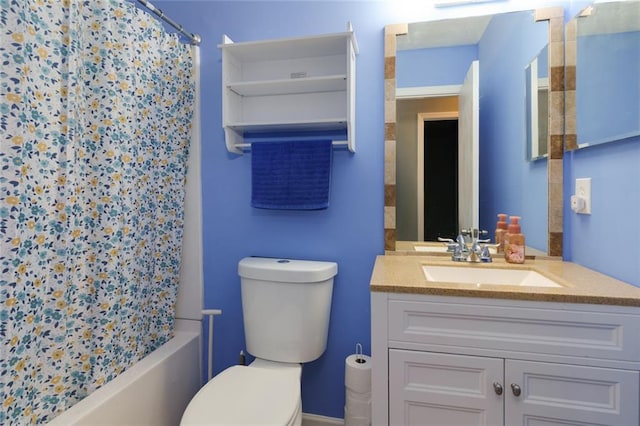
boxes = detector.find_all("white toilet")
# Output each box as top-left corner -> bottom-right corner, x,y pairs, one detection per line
180,257 -> 338,426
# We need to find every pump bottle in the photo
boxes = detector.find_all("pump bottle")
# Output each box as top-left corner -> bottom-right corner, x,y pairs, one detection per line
504,216 -> 525,264
495,213 -> 508,253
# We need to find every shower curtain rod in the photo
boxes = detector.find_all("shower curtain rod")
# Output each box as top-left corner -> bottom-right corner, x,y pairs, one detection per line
135,0 -> 201,45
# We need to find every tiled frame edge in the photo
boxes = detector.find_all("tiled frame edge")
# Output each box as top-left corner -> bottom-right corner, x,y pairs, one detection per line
384,24 -> 407,252
564,17 -> 578,150
536,7 -> 564,257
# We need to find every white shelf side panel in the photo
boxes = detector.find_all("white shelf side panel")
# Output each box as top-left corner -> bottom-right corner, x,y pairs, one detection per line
346,38 -> 356,153
221,46 -> 243,133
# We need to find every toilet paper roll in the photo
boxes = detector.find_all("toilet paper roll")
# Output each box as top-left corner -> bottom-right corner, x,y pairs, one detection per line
346,388 -> 371,401
345,354 -> 371,394
346,396 -> 371,418
344,409 -> 371,426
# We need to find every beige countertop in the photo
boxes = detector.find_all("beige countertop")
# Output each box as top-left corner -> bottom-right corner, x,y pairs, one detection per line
370,255 -> 640,306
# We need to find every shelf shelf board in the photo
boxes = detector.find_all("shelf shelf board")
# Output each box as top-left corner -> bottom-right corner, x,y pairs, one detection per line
227,75 -> 347,97
225,119 -> 347,134
219,32 -> 356,61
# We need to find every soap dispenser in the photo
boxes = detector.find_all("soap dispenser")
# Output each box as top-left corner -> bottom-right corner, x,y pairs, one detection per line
495,213 -> 508,253
504,216 -> 525,264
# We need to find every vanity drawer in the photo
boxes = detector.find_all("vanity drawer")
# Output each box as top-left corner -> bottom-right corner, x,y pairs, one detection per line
387,298 -> 640,363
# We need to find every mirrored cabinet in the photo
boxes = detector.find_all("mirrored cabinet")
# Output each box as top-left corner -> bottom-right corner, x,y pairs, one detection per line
565,1 -> 640,150
384,8 -> 565,257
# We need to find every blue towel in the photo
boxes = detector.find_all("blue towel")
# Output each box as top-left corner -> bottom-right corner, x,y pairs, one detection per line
251,140 -> 332,210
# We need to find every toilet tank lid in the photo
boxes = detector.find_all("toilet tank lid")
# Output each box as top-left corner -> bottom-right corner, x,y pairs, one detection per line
238,257 -> 338,283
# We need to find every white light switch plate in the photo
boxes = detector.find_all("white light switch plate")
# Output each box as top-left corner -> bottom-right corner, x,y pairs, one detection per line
575,178 -> 591,214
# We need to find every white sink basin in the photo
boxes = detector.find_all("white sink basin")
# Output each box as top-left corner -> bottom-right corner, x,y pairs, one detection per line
423,265 -> 562,288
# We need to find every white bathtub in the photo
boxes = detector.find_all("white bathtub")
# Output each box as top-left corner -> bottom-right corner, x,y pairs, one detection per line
47,319 -> 202,426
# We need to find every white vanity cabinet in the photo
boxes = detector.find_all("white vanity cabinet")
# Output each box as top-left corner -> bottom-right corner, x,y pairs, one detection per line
219,26 -> 357,154
372,292 -> 640,426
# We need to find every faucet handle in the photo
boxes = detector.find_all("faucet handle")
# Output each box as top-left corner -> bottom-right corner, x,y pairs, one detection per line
482,242 -> 501,248
479,243 -> 500,263
480,246 -> 493,262
438,237 -> 457,253
437,237 -> 455,244
452,245 -> 467,262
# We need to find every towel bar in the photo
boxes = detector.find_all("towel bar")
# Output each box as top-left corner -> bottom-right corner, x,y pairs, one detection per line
236,140 -> 348,151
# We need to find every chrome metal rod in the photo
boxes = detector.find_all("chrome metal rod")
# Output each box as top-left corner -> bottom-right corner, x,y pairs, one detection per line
136,0 -> 201,45
202,309 -> 222,382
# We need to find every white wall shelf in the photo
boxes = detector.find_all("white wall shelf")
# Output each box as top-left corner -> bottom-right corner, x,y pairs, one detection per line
227,75 -> 347,97
219,24 -> 357,154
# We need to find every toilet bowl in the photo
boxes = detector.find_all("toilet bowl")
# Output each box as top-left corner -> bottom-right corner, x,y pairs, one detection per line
180,360 -> 302,426
180,257 -> 337,426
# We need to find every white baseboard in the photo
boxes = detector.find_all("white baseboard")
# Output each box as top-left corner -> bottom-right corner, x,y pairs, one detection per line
302,412 -> 344,426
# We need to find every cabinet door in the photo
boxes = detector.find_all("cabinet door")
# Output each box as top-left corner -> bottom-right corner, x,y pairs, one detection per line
389,350 -> 503,426
505,360 -> 639,426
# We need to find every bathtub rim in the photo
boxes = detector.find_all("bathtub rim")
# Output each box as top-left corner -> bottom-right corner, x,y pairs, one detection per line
46,318 -> 201,425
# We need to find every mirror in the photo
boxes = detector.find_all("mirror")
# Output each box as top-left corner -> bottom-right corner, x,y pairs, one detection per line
566,0 -> 640,150
384,8 -> 565,257
526,44 -> 549,161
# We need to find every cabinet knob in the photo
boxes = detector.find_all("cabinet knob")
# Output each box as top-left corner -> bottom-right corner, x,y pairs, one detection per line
493,382 -> 503,395
511,383 -> 522,397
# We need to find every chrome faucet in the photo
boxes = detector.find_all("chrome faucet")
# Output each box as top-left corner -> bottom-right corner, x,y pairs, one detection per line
444,228 -> 496,263
437,236 -> 462,254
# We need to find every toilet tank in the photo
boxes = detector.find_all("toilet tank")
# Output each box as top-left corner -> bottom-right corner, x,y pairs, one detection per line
238,257 -> 338,363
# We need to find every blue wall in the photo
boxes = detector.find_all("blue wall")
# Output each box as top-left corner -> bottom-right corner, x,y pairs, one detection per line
397,45 -> 478,87
153,0 -> 640,419
564,137 -> 640,286
563,1 -> 640,287
153,1 -> 392,418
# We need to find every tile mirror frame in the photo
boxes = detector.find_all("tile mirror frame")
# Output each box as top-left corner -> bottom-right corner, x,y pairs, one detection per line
383,8 -> 565,257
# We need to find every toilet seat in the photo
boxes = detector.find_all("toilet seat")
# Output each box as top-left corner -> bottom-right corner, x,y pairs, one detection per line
180,364 -> 301,425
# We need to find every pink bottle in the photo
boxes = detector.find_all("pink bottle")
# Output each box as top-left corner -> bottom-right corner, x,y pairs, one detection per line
504,216 -> 525,264
495,213 -> 508,253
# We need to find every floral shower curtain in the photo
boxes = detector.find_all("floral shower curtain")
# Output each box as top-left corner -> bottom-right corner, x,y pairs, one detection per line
0,0 -> 195,423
